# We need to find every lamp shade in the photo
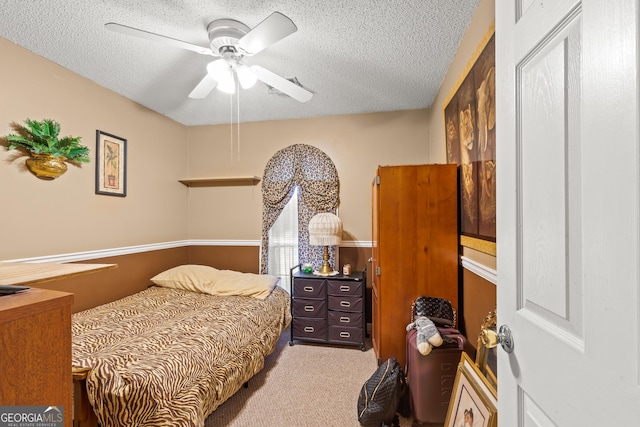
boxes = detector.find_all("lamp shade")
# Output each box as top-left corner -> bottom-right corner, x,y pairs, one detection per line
308,212 -> 342,246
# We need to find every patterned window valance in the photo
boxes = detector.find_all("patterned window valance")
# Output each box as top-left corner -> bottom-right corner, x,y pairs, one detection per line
261,144 -> 340,274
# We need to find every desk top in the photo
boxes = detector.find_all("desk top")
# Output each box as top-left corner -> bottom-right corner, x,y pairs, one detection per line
0,262 -> 117,286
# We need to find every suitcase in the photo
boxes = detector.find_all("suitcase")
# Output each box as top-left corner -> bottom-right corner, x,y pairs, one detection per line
405,327 -> 474,425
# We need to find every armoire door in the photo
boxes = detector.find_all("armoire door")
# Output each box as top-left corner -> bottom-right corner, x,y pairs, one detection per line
372,164 -> 458,368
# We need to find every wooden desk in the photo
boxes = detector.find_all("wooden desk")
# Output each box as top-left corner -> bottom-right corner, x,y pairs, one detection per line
0,287 -> 73,426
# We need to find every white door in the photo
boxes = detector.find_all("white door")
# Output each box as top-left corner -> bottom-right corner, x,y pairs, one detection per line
496,0 -> 640,425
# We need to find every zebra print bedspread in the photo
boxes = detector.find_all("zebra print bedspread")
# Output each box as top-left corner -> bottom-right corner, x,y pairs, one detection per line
72,285 -> 291,427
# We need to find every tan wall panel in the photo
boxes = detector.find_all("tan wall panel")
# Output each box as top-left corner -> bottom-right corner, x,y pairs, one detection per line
30,241 -> 495,339
185,110 -> 430,242
34,247 -> 188,312
187,246 -> 261,273
461,269 -> 496,347
0,37 -> 189,260
188,245 -> 372,282
339,246 -> 372,283
32,245 -> 370,313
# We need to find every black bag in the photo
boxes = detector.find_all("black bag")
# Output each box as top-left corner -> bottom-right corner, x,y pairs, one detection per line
357,357 -> 407,427
412,296 -> 456,327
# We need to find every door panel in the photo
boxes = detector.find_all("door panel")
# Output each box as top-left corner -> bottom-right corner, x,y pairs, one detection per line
518,9 -> 584,343
497,0 -> 640,425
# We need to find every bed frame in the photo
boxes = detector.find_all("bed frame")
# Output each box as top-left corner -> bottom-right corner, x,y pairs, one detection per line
73,368 -> 98,427
70,284 -> 290,426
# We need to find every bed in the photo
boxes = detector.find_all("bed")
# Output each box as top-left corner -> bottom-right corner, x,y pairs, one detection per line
71,265 -> 291,427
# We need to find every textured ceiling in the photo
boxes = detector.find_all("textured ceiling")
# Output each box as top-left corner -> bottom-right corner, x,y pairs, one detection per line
0,0 -> 480,126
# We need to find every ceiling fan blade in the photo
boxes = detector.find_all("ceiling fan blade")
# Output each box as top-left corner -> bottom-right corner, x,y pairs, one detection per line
252,65 -> 312,103
188,74 -> 218,99
105,22 -> 214,56
238,12 -> 297,55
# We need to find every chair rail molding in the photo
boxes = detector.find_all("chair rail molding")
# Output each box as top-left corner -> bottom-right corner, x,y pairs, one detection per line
3,240 -> 373,263
461,256 -> 497,285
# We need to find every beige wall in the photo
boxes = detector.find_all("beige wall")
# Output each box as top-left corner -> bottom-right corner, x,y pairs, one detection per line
181,0 -> 497,250
426,0 -> 496,271
185,110 -> 430,242
425,0 -> 495,164
0,0 -> 496,262
427,0 -> 497,338
0,2 -> 498,331
0,38 -> 189,260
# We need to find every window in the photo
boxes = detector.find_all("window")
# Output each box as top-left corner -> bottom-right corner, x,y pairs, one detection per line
260,144 -> 340,281
267,187 -> 299,293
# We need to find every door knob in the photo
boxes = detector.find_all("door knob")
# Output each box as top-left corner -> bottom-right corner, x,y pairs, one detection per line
481,324 -> 515,353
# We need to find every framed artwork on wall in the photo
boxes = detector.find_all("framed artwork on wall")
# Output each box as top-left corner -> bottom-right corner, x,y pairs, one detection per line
444,24 -> 496,255
95,130 -> 127,197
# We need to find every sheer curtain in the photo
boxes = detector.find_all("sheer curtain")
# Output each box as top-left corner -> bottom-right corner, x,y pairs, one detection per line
267,187 -> 299,293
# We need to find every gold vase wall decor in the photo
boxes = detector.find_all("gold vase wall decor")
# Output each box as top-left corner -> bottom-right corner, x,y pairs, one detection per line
25,154 -> 68,180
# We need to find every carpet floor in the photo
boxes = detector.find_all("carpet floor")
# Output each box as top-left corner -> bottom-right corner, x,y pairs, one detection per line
204,328 -> 423,427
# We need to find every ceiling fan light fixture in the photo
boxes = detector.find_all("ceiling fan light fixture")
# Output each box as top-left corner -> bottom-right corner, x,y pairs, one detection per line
216,73 -> 236,94
110,12 -> 313,102
206,19 -> 250,55
206,59 -> 229,79
236,64 -> 257,89
207,60 -> 235,94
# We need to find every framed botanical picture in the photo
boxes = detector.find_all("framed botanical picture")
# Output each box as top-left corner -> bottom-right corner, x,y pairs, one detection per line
445,352 -> 497,427
95,130 -> 127,197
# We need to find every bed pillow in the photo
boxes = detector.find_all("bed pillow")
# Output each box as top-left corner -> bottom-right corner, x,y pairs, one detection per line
208,268 -> 279,300
150,264 -> 219,294
150,264 -> 279,300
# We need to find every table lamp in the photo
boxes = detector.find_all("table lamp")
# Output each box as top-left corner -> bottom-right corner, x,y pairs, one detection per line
308,212 -> 342,275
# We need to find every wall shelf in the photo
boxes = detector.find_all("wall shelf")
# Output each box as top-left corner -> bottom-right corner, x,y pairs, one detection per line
179,176 -> 261,187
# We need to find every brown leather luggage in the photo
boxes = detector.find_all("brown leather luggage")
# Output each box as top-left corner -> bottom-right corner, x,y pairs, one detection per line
405,327 -> 474,425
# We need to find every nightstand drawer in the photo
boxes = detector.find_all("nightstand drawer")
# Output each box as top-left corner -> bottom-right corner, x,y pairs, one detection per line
328,310 -> 362,327
327,280 -> 362,297
292,318 -> 327,341
328,295 -> 362,313
328,325 -> 363,345
292,298 -> 326,318
293,279 -> 326,298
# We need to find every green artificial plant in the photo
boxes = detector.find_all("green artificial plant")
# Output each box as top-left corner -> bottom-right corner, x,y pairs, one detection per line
2,118 -> 90,163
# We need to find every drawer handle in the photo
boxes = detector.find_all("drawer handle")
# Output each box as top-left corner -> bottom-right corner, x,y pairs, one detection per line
339,331 -> 351,338
304,305 -> 315,312
340,301 -> 351,307
340,316 -> 351,323
339,285 -> 351,292
303,286 -> 314,292
304,326 -> 315,333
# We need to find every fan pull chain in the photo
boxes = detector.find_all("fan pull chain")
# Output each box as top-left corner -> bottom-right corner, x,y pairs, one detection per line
236,79 -> 241,161
229,89 -> 234,162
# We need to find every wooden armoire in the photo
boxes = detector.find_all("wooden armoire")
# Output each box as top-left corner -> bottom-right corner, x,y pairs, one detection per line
371,164 -> 458,368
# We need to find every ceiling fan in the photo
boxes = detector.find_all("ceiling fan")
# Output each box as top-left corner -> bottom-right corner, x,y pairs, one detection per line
105,12 -> 313,102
